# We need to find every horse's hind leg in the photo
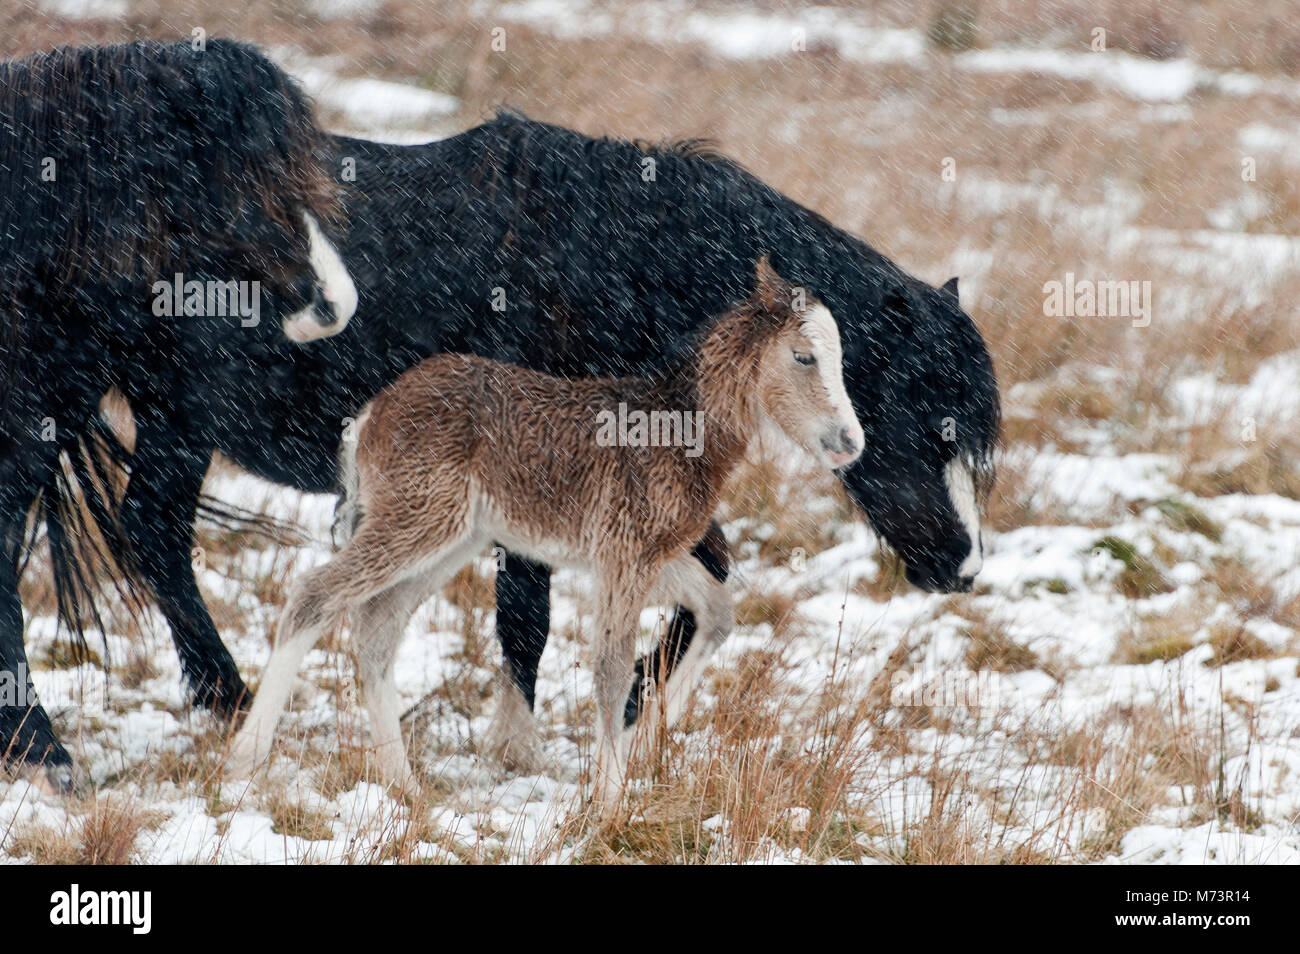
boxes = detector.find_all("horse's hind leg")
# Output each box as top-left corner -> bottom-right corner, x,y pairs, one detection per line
1,525 -> 74,792
118,410 -> 247,714
351,578 -> 434,790
227,550 -> 367,777
229,490 -> 479,782
625,521 -> 731,728
352,535 -> 483,790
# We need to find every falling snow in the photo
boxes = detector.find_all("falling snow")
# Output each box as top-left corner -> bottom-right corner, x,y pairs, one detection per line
3,1 -> 1300,866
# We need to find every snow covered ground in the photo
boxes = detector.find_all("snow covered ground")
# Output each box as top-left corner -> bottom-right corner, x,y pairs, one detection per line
4,1 -> 1299,864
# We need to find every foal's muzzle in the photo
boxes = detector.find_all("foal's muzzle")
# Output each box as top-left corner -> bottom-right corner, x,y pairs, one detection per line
821,426 -> 862,469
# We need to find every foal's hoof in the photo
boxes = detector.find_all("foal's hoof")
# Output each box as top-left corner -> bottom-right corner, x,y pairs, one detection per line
489,735 -> 544,776
623,662 -> 649,729
223,737 -> 262,782
44,762 -> 84,796
484,675 -> 545,775
8,761 -> 82,797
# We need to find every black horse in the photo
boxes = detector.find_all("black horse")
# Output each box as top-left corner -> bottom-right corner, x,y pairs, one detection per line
0,39 -> 356,789
6,106 -> 999,784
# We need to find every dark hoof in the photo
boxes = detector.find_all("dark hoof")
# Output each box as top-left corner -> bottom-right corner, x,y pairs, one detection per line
623,659 -> 647,729
42,762 -> 83,796
190,673 -> 252,718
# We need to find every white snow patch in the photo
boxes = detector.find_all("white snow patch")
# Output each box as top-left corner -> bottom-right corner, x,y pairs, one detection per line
40,0 -> 128,19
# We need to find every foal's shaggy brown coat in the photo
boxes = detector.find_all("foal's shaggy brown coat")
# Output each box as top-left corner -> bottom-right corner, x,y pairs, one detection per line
229,259 -> 862,809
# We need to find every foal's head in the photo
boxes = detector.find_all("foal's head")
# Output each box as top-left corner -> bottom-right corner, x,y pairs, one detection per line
737,257 -> 864,470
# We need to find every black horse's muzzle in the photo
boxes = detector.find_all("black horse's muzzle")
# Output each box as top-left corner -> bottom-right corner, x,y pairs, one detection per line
905,562 -> 976,593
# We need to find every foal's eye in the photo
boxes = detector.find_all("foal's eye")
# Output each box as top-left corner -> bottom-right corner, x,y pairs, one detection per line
793,350 -> 816,366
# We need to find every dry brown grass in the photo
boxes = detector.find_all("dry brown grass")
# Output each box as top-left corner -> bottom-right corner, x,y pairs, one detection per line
264,790 -> 336,842
963,617 -> 1041,673
1206,557 -> 1300,628
1114,615 -> 1200,665
5,796 -> 163,865
851,548 -> 910,601
1205,622 -> 1278,667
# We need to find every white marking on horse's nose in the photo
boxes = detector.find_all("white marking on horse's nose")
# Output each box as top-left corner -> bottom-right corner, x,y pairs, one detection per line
946,458 -> 983,579
304,212 -> 357,326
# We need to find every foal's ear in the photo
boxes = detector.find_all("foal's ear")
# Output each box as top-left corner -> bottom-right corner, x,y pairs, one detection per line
941,276 -> 960,301
754,255 -> 785,311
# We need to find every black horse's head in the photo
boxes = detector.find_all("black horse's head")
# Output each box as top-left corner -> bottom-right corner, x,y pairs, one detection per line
832,273 -> 999,593
221,207 -> 358,344
0,38 -> 358,348
181,39 -> 358,343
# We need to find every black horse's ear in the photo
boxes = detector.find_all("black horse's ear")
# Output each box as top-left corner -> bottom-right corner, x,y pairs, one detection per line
941,276 -> 960,300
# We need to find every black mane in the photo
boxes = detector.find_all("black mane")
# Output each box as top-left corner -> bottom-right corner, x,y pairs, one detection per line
0,38 -> 339,407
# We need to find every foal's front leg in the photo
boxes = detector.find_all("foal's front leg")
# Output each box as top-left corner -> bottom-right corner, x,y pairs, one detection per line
590,574 -> 650,814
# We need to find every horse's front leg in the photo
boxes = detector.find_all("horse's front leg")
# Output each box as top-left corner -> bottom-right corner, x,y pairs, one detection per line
119,408 -> 248,716
0,450 -> 75,792
590,574 -> 648,815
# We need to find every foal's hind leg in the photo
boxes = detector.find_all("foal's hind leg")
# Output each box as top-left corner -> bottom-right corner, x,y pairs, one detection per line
229,487 -> 480,782
350,577 -> 437,790
228,524 -> 423,777
226,557 -> 358,778
351,535 -> 485,790
643,551 -> 733,729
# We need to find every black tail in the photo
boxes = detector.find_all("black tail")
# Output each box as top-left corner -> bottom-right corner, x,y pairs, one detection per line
23,418 -> 141,663
25,416 -> 305,665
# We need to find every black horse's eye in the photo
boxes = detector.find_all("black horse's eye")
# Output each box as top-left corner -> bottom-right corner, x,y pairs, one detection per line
794,350 -> 816,366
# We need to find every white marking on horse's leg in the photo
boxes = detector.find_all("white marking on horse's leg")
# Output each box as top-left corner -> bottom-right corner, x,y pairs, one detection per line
945,458 -> 983,578
646,555 -> 733,726
485,672 -> 544,774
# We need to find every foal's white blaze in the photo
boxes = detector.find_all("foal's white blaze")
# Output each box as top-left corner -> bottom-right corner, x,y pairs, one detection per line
282,212 -> 358,343
945,458 -> 983,578
802,302 -> 864,469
